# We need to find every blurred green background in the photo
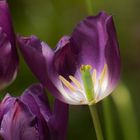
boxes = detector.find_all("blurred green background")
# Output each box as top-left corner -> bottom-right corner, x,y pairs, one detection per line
2,0 -> 140,139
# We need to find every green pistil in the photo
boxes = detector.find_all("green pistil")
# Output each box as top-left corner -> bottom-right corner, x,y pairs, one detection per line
80,65 -> 94,102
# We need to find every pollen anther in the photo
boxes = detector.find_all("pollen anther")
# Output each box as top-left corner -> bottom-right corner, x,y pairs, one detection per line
99,64 -> 107,85
92,69 -> 97,85
59,75 -> 76,92
69,75 -> 82,90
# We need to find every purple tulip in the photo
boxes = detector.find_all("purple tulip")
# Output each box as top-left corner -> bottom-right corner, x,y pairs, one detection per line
0,84 -> 68,140
0,0 -> 18,89
18,11 -> 121,105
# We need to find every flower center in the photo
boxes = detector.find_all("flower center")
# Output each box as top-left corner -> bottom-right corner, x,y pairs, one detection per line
59,64 -> 108,104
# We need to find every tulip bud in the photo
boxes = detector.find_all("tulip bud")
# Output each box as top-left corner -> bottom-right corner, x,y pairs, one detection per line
0,84 -> 68,140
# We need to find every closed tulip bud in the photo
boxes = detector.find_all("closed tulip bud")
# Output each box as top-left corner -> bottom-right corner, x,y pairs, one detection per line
0,84 -> 68,140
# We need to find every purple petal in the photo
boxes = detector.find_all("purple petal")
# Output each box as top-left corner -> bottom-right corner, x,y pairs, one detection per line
53,99 -> 68,140
0,99 -> 39,140
20,83 -> 68,140
0,84 -> 69,139
53,36 -> 77,79
20,84 -> 51,139
52,12 -> 120,80
21,84 -> 51,119
0,0 -> 15,45
17,35 -> 53,85
0,94 -> 15,122
0,0 -> 18,62
70,11 -> 121,90
69,11 -> 121,99
0,0 -> 18,89
105,16 -> 121,93
70,12 -> 109,73
0,28 -> 17,89
17,35 -> 66,102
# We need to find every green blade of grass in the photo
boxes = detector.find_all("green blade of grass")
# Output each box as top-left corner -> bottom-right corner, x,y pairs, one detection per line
102,97 -> 116,140
112,83 -> 140,140
86,0 -> 94,15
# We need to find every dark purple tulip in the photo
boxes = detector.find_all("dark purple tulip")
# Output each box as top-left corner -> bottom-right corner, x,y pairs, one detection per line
0,84 -> 68,140
0,0 -> 18,89
18,11 -> 121,105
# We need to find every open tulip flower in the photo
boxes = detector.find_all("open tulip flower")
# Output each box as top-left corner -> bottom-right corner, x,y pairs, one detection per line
0,0 -> 18,89
0,84 -> 68,140
18,11 -> 121,105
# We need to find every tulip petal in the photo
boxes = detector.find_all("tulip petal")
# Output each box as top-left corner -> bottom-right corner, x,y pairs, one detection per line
20,84 -> 68,140
0,84 -> 69,139
104,16 -> 121,94
70,12 -> 109,73
69,11 -> 121,101
0,28 -> 17,89
0,94 -> 15,121
0,99 -> 39,140
0,0 -> 18,89
20,84 -> 51,139
53,99 -> 68,140
18,35 -> 51,85
0,0 -> 15,45
53,36 -> 77,79
18,35 -> 66,102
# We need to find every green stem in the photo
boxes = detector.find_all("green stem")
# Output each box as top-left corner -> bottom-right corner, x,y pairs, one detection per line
86,0 -> 94,15
89,105 -> 104,140
102,98 -> 116,140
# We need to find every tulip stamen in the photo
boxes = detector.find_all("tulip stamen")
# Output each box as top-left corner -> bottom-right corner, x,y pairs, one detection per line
69,75 -> 82,90
99,64 -> 107,86
92,69 -> 97,85
59,75 -> 76,92
59,64 -> 108,104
